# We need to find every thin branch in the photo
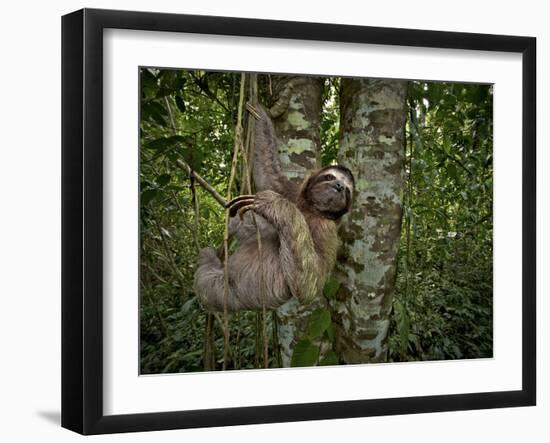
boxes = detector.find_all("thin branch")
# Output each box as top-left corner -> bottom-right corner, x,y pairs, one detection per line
249,73 -> 269,368
222,72 -> 246,370
255,214 -> 268,368
144,100 -> 226,208
190,72 -> 231,114
272,311 -> 282,368
234,312 -> 242,370
409,108 -> 473,176
166,93 -> 215,373
141,265 -> 168,336
203,313 -> 214,371
163,96 -> 203,253
163,96 -> 178,134
169,191 -> 201,251
146,262 -> 169,285
175,159 -> 226,207
151,216 -> 187,289
190,175 -> 202,254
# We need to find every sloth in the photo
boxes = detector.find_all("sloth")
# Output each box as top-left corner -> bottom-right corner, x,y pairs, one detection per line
194,102 -> 354,312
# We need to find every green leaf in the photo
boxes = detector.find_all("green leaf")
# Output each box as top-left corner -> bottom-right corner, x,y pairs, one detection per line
159,70 -> 179,93
322,276 -> 340,299
200,207 -> 210,220
447,162 -> 458,180
319,351 -> 338,366
145,101 -> 168,116
141,101 -> 168,126
141,189 -> 158,206
140,69 -> 158,98
290,340 -> 320,367
150,112 -> 167,127
178,76 -> 187,90
307,308 -> 331,339
180,296 -> 197,316
140,179 -> 153,190
395,301 -> 410,352
175,96 -> 186,113
157,174 -> 171,186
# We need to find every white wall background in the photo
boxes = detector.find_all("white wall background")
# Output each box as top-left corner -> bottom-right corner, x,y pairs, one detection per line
0,0 -> 546,441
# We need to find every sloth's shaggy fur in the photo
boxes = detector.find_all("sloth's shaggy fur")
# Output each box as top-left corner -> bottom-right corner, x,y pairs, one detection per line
194,103 -> 354,311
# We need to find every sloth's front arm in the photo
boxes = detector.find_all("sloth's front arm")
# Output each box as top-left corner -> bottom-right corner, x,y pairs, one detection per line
227,190 -> 332,304
248,103 -> 299,200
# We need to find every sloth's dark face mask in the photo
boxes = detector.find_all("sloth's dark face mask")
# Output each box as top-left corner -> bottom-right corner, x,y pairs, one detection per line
306,167 -> 354,219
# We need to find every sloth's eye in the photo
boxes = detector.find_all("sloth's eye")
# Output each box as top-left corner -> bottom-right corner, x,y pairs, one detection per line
321,174 -> 336,181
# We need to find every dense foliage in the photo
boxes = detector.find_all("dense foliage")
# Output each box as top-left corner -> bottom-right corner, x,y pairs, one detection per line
139,69 -> 493,373
389,82 -> 493,361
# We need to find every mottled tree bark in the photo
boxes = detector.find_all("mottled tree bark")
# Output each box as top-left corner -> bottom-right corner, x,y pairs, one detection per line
269,76 -> 323,184
332,79 -> 408,363
265,75 -> 324,367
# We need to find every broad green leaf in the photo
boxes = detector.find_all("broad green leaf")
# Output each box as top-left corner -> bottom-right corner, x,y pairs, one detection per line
319,351 -> 338,366
141,189 -> 158,206
146,101 -> 168,116
180,296 -> 197,316
150,112 -> 167,127
307,308 -> 331,339
323,276 -> 340,299
447,162 -> 458,180
290,340 -> 320,367
200,207 -> 210,220
157,174 -> 171,186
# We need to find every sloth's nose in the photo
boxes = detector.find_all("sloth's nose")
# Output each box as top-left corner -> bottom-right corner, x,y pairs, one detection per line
334,181 -> 344,192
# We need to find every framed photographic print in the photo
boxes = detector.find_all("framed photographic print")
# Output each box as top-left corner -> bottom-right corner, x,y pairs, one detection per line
61,8 -> 536,435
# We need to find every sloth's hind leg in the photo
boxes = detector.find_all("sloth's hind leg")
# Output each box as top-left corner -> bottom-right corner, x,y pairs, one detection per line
194,248 -> 224,311
194,247 -> 241,312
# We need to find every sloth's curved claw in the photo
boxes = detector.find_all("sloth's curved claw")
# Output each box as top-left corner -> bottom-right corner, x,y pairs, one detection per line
226,194 -> 255,208
245,102 -> 263,121
227,195 -> 255,218
237,204 -> 254,220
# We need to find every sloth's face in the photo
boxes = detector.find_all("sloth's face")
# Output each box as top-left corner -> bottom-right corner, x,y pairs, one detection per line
306,166 -> 354,219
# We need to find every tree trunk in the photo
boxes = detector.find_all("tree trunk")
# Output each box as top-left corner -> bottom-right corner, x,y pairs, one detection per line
332,78 -> 408,363
266,75 -> 324,367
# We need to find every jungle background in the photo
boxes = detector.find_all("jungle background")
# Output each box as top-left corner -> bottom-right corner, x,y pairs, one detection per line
139,69 -> 493,373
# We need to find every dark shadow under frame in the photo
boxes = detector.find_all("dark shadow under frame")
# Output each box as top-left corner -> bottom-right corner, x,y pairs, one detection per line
61,8 -> 536,435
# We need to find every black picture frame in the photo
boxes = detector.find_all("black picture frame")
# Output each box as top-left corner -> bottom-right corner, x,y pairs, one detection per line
61,8 -> 536,435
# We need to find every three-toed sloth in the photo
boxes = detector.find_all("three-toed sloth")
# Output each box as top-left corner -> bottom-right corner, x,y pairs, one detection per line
194,102 -> 354,312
